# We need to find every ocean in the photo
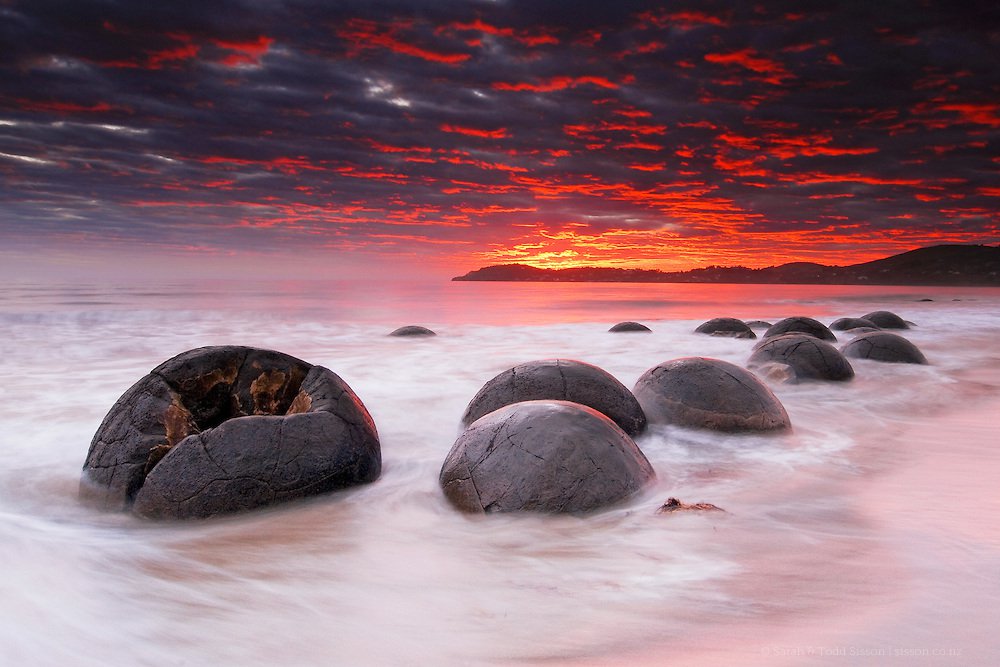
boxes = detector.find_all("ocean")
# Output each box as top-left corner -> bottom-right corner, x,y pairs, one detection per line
1,280 -> 998,665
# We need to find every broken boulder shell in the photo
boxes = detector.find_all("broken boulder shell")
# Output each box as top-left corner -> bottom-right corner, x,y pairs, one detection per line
81,345 -> 381,518
440,400 -> 655,514
763,316 -> 837,342
748,334 -> 855,382
461,358 -> 647,436
633,357 -> 791,433
841,331 -> 928,364
694,317 -> 756,339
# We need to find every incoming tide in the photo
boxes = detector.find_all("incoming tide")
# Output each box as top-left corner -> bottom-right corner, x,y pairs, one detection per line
1,280 -> 999,666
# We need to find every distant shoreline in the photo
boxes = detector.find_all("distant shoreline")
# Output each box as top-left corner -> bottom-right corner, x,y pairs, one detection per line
452,243 -> 1000,287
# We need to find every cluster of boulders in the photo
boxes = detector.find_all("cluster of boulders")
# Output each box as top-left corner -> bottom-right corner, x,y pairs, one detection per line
81,309 -> 928,520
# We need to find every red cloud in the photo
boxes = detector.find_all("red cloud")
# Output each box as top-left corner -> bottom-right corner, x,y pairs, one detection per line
492,76 -> 619,92
338,19 -> 469,65
704,49 -> 792,84
213,36 -> 273,66
938,102 -> 1000,127
440,124 -> 509,139
441,19 -> 558,47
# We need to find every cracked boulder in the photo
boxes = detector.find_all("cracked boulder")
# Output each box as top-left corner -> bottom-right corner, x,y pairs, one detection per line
763,316 -> 837,342
861,311 -> 910,329
694,317 -> 756,339
748,334 -> 855,383
633,357 -> 791,432
841,331 -> 928,364
461,359 -> 647,436
440,400 -> 655,513
80,345 -> 381,518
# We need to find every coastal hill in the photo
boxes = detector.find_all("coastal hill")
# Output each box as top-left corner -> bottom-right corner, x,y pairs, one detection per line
452,244 -> 1000,286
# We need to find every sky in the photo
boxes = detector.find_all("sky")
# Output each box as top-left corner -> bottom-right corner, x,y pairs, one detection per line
1,1 -> 998,281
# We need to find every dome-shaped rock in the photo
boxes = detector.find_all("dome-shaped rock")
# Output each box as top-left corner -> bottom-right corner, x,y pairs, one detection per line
745,320 -> 773,330
609,321 -> 651,332
748,334 -> 855,382
830,317 -> 878,331
633,357 -> 790,433
841,331 -> 928,364
461,359 -> 646,436
861,311 -> 910,329
389,325 -> 436,337
81,346 -> 381,518
440,400 -> 655,513
694,317 -> 756,339
763,316 -> 837,342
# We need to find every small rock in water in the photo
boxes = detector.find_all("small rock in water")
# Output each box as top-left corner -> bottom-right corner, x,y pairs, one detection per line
389,325 -> 436,337
763,316 -> 837,342
841,331 -> 928,364
694,317 -> 756,339
744,320 -> 773,329
609,321 -> 651,332
656,497 -> 725,514
861,310 -> 910,329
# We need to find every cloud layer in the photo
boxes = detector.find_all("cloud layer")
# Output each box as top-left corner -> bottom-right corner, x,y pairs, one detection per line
2,1 -> 998,276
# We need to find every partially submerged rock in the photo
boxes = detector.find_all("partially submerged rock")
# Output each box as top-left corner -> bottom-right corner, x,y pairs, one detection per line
830,317 -> 878,331
81,346 -> 381,518
748,334 -> 855,382
841,331 -> 928,364
633,357 -> 791,433
609,321 -> 651,332
389,325 -> 436,337
744,320 -> 773,330
862,311 -> 910,329
656,497 -> 725,514
694,317 -> 756,339
763,317 -> 837,342
440,400 -> 655,514
461,359 -> 647,436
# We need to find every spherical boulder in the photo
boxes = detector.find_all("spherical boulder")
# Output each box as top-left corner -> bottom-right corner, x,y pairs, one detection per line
841,331 -> 928,364
609,321 -> 651,332
861,311 -> 910,329
763,316 -> 837,342
633,357 -> 791,433
440,400 -> 655,513
830,317 -> 878,331
745,320 -> 773,330
694,317 -> 756,339
81,346 -> 381,518
461,359 -> 646,436
389,325 -> 436,337
748,334 -> 855,382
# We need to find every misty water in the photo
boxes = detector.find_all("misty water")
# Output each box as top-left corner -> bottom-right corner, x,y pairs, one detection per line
2,280 -> 999,665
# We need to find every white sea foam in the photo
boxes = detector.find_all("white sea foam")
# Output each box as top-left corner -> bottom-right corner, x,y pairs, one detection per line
1,281 -> 998,665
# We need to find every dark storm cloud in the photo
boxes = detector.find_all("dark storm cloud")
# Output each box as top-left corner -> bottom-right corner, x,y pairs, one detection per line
1,0 -> 998,268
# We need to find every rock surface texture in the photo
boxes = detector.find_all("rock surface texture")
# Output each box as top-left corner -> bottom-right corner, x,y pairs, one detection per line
830,317 -> 878,331
748,334 -> 855,382
763,316 -> 837,342
609,321 -> 651,332
440,400 -> 655,513
461,359 -> 647,436
389,325 -> 436,336
81,346 -> 381,518
694,317 -> 756,339
633,357 -> 791,432
862,311 -> 910,329
841,331 -> 928,364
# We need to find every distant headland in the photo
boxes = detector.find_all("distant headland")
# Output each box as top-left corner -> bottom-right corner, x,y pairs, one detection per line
452,244 -> 1000,286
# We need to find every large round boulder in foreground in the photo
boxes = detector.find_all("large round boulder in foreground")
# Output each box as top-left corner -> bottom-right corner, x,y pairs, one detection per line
763,316 -> 837,342
441,400 -> 655,513
748,334 -> 855,382
461,359 -> 647,436
694,317 -> 756,339
862,311 -> 910,329
841,331 -> 928,364
609,321 -> 651,332
633,357 -> 791,433
81,346 -> 381,518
